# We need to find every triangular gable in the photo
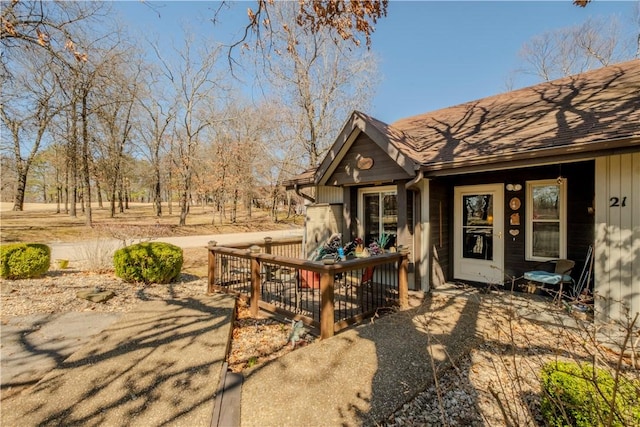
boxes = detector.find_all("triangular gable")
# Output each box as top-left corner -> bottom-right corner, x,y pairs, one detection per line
324,132 -> 413,186
316,111 -> 418,186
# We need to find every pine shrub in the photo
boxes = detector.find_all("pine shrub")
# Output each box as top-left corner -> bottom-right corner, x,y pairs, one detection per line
113,242 -> 183,284
541,360 -> 640,427
0,243 -> 51,279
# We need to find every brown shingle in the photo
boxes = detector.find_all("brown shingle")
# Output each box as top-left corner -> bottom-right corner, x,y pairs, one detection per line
392,59 -> 640,167
287,60 -> 640,186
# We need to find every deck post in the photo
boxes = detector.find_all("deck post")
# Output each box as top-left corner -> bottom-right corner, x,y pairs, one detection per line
398,250 -> 410,309
264,237 -> 273,254
207,241 -> 217,294
250,245 -> 261,317
320,267 -> 335,339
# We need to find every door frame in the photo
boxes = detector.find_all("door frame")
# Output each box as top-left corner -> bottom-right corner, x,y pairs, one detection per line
453,183 -> 505,284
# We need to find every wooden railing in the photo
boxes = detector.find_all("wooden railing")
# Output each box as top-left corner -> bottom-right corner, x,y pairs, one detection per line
206,236 -> 303,258
207,238 -> 409,339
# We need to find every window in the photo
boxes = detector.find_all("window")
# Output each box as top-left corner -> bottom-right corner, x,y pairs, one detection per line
358,186 -> 397,248
526,179 -> 567,261
462,193 -> 494,260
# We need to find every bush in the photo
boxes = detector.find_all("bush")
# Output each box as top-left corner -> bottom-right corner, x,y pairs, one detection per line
0,243 -> 51,279
113,242 -> 183,284
541,360 -> 640,427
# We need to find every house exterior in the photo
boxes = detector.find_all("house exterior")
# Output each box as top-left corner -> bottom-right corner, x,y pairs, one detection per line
286,59 -> 640,326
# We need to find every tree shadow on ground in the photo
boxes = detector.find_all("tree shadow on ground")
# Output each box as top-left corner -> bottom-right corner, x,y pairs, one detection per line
0,295 -> 235,427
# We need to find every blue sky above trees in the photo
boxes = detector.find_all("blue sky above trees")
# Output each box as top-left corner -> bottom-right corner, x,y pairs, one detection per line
115,1 -> 639,122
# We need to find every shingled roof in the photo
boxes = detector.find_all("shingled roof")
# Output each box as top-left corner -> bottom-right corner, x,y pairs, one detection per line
287,59 -> 640,187
392,59 -> 640,172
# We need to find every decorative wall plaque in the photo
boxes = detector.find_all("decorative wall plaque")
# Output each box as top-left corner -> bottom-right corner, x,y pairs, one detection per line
510,213 -> 520,225
509,197 -> 521,210
356,156 -> 374,170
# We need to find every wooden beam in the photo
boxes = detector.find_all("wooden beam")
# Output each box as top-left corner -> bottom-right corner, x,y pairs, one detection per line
207,241 -> 217,294
320,270 -> 335,339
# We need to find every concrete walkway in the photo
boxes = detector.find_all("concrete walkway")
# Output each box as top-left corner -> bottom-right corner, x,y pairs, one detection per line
1,294 -> 236,427
1,312 -> 123,400
240,286 -> 568,427
1,283 -> 567,427
240,288 -> 485,427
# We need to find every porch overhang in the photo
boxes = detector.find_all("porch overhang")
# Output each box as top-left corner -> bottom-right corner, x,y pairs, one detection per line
417,137 -> 640,177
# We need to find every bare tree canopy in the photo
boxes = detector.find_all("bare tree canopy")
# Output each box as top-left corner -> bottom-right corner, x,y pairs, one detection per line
221,0 -> 388,53
1,0 -> 105,58
516,15 -> 637,82
256,2 -> 379,169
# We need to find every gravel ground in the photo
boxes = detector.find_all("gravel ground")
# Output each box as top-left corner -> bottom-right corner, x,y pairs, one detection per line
380,289 -> 610,427
0,270 -> 206,317
1,271 -> 625,426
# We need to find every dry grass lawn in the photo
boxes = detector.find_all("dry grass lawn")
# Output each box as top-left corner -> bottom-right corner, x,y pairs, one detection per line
0,202 -> 303,277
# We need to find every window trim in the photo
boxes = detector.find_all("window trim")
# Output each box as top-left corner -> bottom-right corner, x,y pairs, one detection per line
525,178 -> 567,261
357,186 -> 397,242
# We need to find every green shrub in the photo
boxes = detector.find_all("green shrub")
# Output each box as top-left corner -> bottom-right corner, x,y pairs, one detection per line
541,360 -> 640,427
113,242 -> 183,284
0,243 -> 51,279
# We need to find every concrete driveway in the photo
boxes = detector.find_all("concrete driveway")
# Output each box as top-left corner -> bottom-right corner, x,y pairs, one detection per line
48,228 -> 303,264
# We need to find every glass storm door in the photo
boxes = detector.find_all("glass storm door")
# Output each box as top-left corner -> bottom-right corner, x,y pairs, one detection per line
362,189 -> 397,248
454,184 -> 504,284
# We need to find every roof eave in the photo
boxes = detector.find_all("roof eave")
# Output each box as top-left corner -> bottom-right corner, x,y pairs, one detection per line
419,137 -> 640,177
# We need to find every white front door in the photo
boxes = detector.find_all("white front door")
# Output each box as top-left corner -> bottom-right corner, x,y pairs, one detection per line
454,184 -> 504,284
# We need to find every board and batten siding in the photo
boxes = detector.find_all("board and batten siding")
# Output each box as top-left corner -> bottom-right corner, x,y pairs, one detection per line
304,204 -> 344,258
316,186 -> 344,204
595,152 -> 640,328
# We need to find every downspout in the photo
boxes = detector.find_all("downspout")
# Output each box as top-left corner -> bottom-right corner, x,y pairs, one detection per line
406,169 -> 424,190
294,184 -> 316,203
405,168 -> 428,292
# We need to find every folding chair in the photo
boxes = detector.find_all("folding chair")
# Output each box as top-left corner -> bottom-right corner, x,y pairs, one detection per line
524,259 -> 575,304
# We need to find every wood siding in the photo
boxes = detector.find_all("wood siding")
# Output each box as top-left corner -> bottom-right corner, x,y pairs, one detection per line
316,186 -> 343,204
325,134 -> 412,186
595,153 -> 640,327
438,160 -> 595,284
304,204 -> 343,257
429,180 -> 450,288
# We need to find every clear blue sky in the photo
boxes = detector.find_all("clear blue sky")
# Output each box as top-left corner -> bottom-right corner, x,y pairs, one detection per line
114,1 -> 638,123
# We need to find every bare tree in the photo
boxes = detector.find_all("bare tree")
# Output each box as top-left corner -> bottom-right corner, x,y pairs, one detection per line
92,56 -> 141,219
159,33 -> 225,226
216,0 -> 388,66
255,3 -> 379,170
517,16 -> 636,81
200,99 -> 267,224
0,50 -> 62,211
1,1 -> 108,81
134,64 -> 176,218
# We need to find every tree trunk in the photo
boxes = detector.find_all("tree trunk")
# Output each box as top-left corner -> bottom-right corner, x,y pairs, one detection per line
154,168 -> 162,217
167,168 -> 172,215
271,189 -> 278,222
12,171 -> 27,211
81,90 -> 92,226
69,101 -> 78,218
56,185 -> 61,214
232,188 -> 238,223
96,179 -> 103,208
179,190 -> 189,226
118,184 -> 124,213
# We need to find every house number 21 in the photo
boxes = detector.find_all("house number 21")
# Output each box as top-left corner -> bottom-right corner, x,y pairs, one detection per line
609,196 -> 627,207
